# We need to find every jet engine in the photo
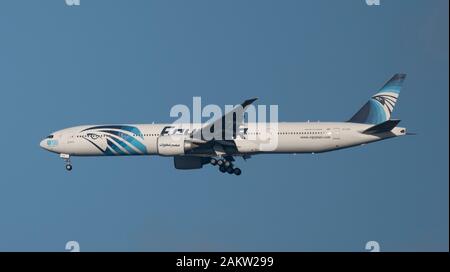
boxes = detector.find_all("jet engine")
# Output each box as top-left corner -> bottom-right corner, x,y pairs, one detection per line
157,136 -> 195,156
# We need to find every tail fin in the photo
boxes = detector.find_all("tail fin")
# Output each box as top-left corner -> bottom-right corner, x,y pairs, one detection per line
348,74 -> 406,124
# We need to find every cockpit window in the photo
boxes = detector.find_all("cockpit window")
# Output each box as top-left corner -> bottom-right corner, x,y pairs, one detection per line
47,135 -> 54,139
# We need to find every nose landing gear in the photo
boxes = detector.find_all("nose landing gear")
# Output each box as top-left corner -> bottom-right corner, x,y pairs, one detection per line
210,158 -> 242,176
60,154 -> 73,171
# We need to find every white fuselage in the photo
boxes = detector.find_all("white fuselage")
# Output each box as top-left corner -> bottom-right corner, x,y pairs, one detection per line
39,122 -> 406,157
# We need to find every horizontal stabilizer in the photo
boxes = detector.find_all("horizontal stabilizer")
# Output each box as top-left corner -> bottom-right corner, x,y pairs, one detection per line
363,119 -> 401,134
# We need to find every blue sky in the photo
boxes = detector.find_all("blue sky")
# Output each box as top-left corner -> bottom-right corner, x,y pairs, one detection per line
0,0 -> 448,251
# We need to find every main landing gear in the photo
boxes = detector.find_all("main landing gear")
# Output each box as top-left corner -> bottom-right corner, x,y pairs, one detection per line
210,158 -> 242,176
60,153 -> 73,171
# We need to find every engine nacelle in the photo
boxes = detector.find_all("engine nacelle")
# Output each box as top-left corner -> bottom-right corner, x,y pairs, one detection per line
173,156 -> 209,169
157,136 -> 194,156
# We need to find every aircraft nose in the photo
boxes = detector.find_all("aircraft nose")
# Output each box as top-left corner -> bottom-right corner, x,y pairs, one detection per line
40,139 -> 48,150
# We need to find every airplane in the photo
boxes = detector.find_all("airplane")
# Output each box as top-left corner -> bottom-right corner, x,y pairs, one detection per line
40,74 -> 409,175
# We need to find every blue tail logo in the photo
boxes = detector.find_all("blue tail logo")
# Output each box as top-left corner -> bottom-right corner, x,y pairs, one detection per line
349,74 -> 406,124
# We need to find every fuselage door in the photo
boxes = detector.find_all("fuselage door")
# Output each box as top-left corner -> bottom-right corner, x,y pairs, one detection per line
67,134 -> 75,145
332,128 -> 340,140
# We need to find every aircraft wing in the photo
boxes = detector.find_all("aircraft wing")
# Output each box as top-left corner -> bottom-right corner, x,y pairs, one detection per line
191,98 -> 258,142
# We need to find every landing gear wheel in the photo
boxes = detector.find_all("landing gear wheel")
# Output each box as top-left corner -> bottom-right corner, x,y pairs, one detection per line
217,160 -> 224,166
224,161 -> 231,168
219,166 -> 226,173
60,154 -> 72,172
233,168 -> 242,176
210,158 -> 218,166
226,167 -> 234,174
